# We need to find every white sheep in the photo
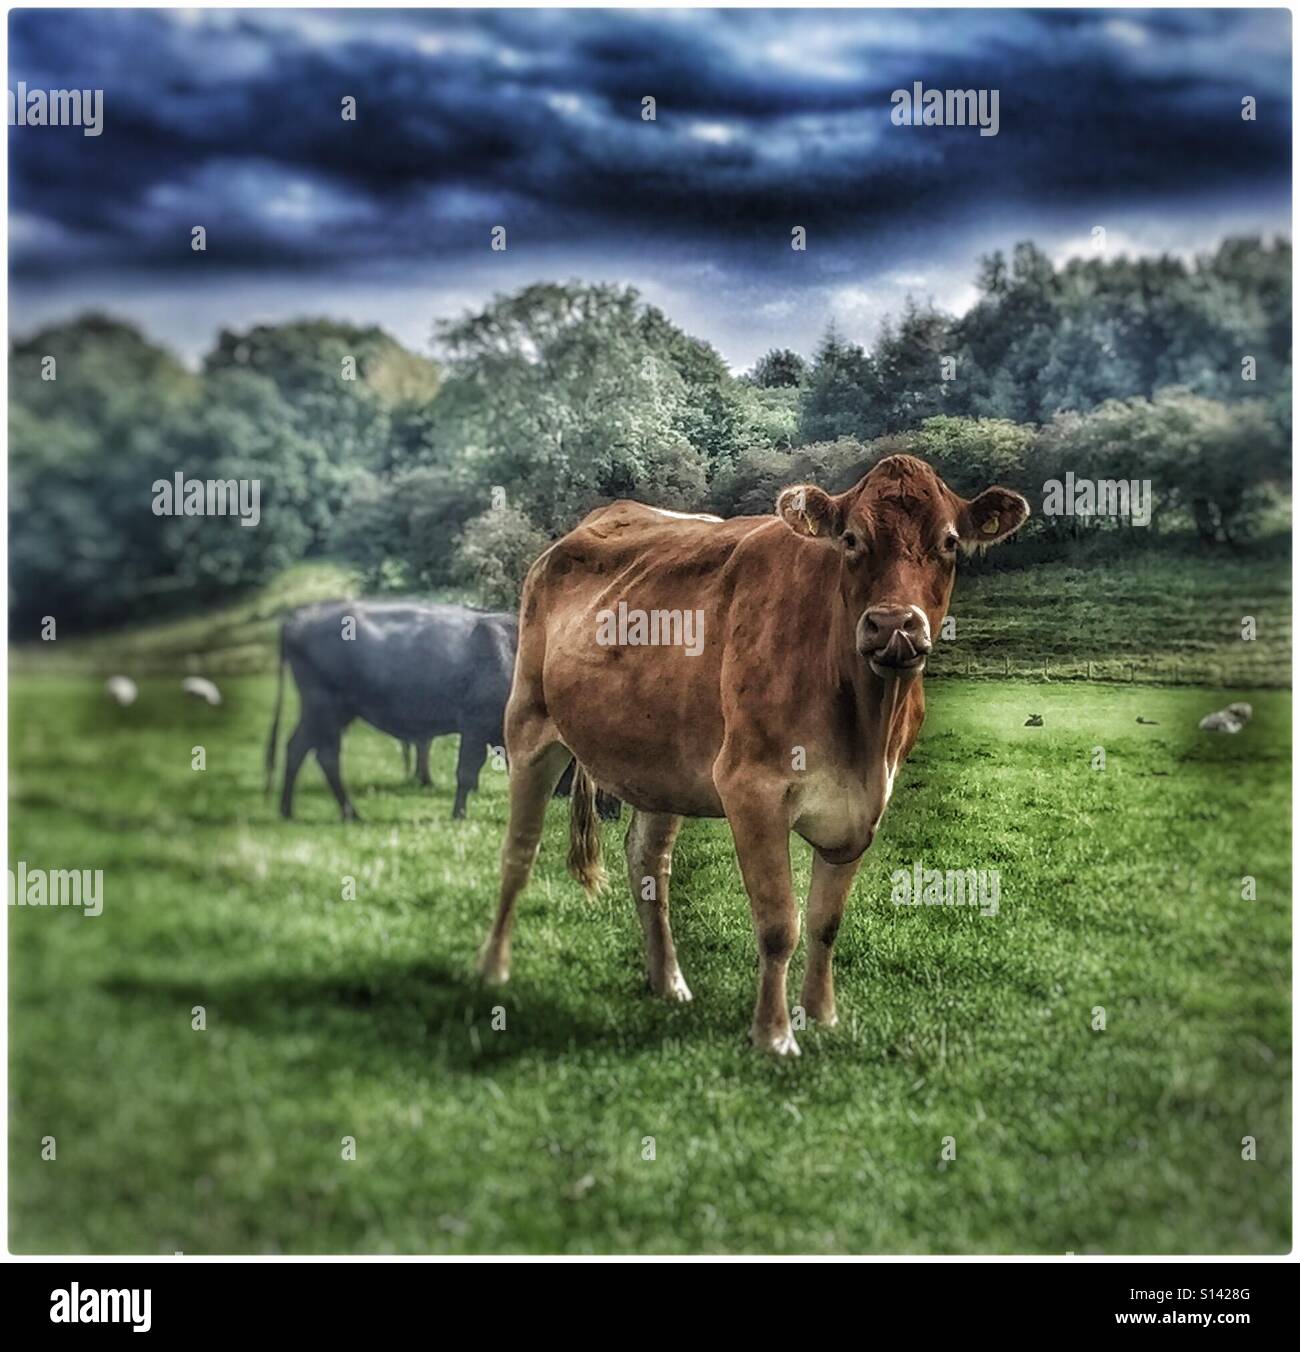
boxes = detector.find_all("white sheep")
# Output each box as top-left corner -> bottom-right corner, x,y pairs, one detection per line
1199,710 -> 1242,734
182,676 -> 222,706
105,675 -> 138,707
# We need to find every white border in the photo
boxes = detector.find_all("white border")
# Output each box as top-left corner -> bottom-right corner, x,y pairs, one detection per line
1,0 -> 1294,1265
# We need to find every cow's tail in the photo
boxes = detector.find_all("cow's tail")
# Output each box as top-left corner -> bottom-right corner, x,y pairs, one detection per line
264,624 -> 287,797
566,763 -> 607,897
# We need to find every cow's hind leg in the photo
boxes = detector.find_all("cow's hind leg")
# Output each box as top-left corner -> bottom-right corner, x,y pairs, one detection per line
415,740 -> 433,789
477,714 -> 570,984
624,810 -> 690,1001
452,732 -> 488,820
279,721 -> 314,819
315,724 -> 359,822
800,852 -> 861,1028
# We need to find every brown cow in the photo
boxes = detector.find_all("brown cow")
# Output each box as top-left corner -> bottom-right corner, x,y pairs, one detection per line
478,455 -> 1029,1053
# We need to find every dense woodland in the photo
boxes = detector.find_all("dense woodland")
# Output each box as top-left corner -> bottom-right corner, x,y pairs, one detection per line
9,237 -> 1290,630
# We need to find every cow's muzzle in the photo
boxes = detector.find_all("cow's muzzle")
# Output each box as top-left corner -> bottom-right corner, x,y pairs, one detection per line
858,605 -> 932,678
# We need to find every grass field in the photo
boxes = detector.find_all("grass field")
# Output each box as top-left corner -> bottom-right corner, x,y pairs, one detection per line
9,669 -> 1290,1253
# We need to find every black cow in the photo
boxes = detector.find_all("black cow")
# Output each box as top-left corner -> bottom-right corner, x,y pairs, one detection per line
402,731 -> 619,814
265,601 -> 517,821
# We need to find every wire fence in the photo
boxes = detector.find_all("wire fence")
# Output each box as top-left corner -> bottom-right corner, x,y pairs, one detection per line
926,653 -> 1290,689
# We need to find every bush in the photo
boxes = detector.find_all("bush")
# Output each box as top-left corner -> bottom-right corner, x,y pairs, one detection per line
709,438 -> 876,517
451,504 -> 550,610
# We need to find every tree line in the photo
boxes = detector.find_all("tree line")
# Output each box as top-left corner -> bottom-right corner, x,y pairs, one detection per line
9,237 -> 1289,630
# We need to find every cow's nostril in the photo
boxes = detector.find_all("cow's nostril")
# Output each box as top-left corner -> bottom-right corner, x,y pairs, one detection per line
859,605 -> 932,669
863,607 -> 910,642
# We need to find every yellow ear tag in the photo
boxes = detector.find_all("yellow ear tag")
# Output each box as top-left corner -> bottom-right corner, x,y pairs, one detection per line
803,512 -> 818,537
981,516 -> 1000,535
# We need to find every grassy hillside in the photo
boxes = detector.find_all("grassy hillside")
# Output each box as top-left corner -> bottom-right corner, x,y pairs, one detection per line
927,548 -> 1291,686
8,563 -> 366,679
14,548 -> 1290,687
9,673 -> 1290,1253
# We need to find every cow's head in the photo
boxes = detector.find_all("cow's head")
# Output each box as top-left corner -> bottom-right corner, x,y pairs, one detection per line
776,454 -> 1029,679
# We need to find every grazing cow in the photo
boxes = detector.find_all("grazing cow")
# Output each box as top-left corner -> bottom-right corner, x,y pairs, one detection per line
266,601 -> 517,821
478,455 -> 1029,1053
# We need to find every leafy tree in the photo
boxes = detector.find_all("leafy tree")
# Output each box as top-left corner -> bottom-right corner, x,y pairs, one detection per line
206,320 -> 440,480
451,503 -> 550,609
913,416 -> 1035,494
710,438 -> 873,516
735,383 -> 801,450
871,302 -> 962,430
432,283 -> 710,532
1030,389 -> 1287,545
798,326 -> 878,443
156,369 -> 333,602
9,318 -> 199,633
748,348 -> 808,388
638,306 -> 746,470
332,464 -> 487,593
949,237 -> 1292,421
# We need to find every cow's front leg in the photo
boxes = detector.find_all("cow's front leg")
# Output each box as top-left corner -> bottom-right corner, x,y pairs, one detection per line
720,787 -> 801,1055
800,852 -> 861,1028
624,809 -> 690,1001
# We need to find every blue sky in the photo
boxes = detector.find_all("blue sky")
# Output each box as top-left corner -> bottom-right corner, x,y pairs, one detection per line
8,7 -> 1292,369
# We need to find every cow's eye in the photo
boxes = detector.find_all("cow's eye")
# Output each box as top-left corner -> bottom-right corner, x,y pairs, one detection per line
842,531 -> 858,550
943,533 -> 960,553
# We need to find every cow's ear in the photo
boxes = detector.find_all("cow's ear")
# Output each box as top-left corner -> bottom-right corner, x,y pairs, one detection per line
959,487 -> 1030,547
776,484 -> 843,540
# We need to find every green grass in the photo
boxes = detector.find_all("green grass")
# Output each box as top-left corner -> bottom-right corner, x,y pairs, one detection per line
929,548 -> 1291,685
9,672 -> 1290,1253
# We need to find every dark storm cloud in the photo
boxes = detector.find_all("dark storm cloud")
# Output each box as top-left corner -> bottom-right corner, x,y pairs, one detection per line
8,7 -> 1291,281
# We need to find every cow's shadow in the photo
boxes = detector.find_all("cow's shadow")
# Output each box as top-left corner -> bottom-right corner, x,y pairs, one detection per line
101,956 -> 700,1072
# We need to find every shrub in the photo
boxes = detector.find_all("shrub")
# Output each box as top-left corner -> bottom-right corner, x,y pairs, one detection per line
451,504 -> 550,610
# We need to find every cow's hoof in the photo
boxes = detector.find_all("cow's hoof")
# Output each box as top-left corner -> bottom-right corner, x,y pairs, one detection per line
752,1027 -> 801,1056
341,809 -> 362,824
477,948 -> 510,985
451,808 -> 467,822
652,971 -> 693,1003
802,1004 -> 838,1028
